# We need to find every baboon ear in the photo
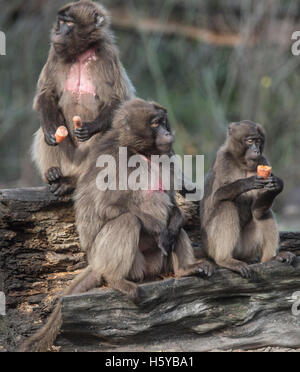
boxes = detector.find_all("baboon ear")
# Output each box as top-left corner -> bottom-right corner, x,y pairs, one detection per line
149,101 -> 168,113
228,122 -> 240,134
257,124 -> 266,139
228,122 -> 235,134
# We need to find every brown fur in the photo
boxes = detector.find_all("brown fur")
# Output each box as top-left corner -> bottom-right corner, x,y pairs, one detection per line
21,98 -> 214,352
32,1 -> 135,195
200,121 -> 294,278
75,99 -> 214,289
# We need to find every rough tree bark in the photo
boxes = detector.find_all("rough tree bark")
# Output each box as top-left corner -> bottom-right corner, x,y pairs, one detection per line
0,187 -> 299,351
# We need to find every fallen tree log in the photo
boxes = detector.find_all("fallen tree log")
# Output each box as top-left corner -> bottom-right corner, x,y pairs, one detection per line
58,258 -> 300,352
0,187 -> 299,351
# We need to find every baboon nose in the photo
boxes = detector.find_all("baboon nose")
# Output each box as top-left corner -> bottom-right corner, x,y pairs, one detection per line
164,133 -> 173,143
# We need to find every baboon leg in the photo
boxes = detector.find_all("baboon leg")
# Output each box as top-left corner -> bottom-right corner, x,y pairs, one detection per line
129,250 -> 146,282
90,213 -> 142,301
32,128 -> 76,196
235,220 -> 263,264
171,229 -> 194,273
106,278 -> 141,302
71,270 -> 103,295
172,229 -> 216,277
206,202 -> 252,278
254,211 -> 279,263
144,249 -> 164,278
32,128 -> 61,182
251,211 -> 295,264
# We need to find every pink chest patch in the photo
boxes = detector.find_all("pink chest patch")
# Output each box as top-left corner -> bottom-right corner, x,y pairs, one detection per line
65,48 -> 97,96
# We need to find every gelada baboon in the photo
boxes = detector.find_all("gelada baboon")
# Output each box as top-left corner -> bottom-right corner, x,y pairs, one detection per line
200,120 -> 295,278
32,0 -> 135,196
20,98 -> 214,352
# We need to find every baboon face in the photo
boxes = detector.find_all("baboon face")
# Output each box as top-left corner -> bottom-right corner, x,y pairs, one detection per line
116,99 -> 174,156
51,1 -> 108,59
228,120 -> 265,169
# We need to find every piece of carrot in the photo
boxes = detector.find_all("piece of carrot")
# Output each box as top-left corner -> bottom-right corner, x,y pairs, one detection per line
55,126 -> 69,144
73,116 -> 82,145
257,165 -> 272,179
73,115 -> 82,129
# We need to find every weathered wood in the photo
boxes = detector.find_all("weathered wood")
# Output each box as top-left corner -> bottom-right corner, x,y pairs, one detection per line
279,232 -> 300,256
57,259 -> 300,351
0,187 -> 85,312
0,187 -> 299,351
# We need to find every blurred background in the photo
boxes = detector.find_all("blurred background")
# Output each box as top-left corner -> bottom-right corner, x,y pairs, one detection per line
0,0 -> 299,229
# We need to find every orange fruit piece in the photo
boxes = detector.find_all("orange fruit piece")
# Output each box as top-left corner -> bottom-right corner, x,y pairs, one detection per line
257,165 -> 272,179
55,126 -> 69,144
73,115 -> 82,129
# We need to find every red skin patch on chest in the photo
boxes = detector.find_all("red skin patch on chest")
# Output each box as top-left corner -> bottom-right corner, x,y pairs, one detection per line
65,48 -> 97,96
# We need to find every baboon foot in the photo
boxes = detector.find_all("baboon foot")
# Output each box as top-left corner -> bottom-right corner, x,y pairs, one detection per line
109,279 -> 141,304
217,259 -> 253,279
275,251 -> 296,265
46,168 -> 75,196
49,181 -> 75,197
177,260 -> 216,278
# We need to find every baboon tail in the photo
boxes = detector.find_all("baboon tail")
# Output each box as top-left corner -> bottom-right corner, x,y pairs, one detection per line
19,266 -> 101,352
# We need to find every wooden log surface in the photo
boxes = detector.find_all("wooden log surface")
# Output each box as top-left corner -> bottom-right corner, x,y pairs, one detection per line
0,187 -> 299,351
59,258 -> 300,352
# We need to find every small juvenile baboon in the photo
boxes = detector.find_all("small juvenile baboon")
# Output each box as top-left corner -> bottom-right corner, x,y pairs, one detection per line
20,98 -> 214,352
32,0 -> 135,196
200,120 -> 295,278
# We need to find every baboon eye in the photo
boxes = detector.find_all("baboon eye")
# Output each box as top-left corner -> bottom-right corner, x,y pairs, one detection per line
246,139 -> 254,145
151,122 -> 160,128
66,21 -> 74,27
59,20 -> 64,25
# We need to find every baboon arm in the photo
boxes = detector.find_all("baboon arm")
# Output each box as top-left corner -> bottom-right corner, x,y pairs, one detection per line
134,210 -> 166,235
214,178 -> 251,203
168,193 -> 185,236
161,206 -> 185,255
77,99 -> 121,140
37,92 -> 63,134
252,192 -> 275,219
34,63 -> 64,137
168,205 -> 184,236
252,176 -> 284,219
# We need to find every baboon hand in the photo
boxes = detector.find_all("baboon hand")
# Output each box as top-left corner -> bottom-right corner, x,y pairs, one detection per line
264,176 -> 284,193
74,122 -> 96,142
44,132 -> 58,146
248,176 -> 270,190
